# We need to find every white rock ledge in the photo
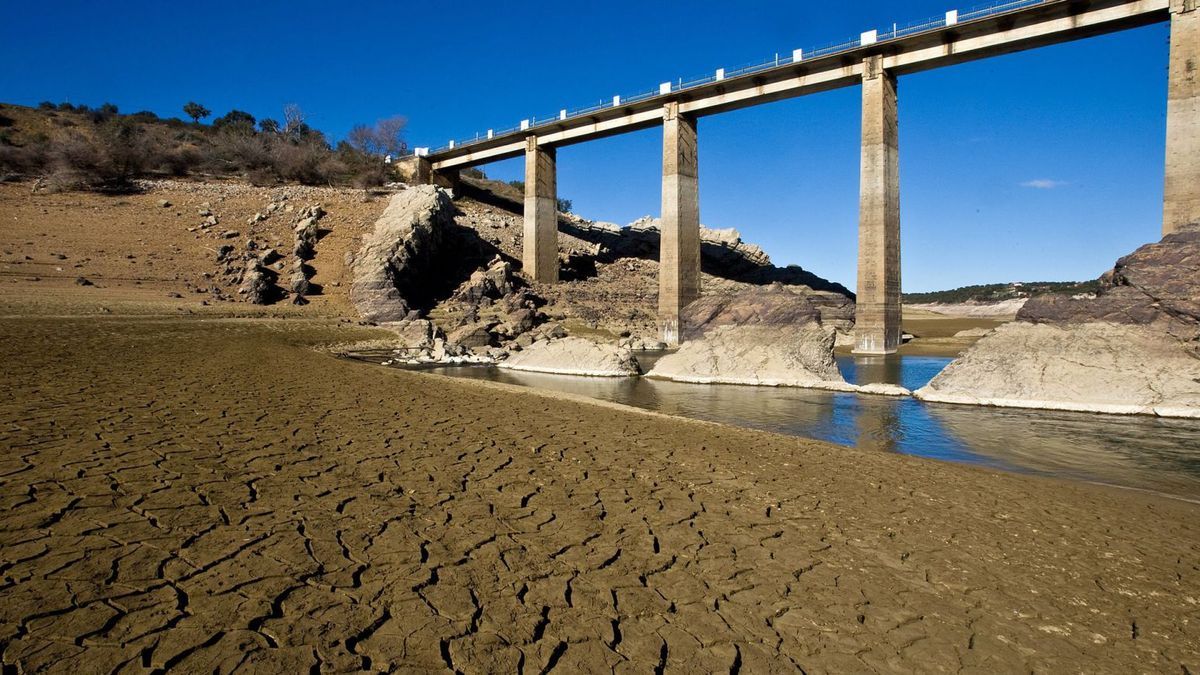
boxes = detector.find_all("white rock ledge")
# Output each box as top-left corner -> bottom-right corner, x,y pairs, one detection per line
913,390 -> 1200,419
498,337 -> 640,378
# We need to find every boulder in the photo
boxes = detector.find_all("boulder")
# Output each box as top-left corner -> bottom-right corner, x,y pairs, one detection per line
647,324 -> 845,388
239,261 -> 277,305
499,337 -> 640,377
447,320 -> 497,350
502,308 -> 536,335
454,255 -> 521,304
915,322 -> 1200,417
350,186 -> 454,323
290,271 -> 310,295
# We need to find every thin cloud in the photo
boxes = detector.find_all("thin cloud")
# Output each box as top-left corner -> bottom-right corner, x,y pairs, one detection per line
1020,179 -> 1068,189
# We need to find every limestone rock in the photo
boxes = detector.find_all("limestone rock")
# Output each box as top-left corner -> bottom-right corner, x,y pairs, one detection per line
915,322 -> 1200,417
918,226 -> 1200,418
350,186 -> 454,323
499,337 -> 640,377
648,324 -> 845,387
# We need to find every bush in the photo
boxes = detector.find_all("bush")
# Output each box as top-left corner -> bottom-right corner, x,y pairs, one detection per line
38,101 -> 56,110
213,110 -> 256,134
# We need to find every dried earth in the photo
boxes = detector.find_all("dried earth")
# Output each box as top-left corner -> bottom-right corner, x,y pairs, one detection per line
0,299 -> 1197,673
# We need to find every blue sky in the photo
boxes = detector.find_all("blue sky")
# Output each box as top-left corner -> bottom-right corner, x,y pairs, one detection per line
0,1 -> 1171,291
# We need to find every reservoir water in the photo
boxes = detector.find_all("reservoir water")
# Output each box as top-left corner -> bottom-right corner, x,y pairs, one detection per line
360,352 -> 1200,501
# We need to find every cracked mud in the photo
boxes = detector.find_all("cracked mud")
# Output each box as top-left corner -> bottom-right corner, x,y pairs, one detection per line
1,316 -> 1197,673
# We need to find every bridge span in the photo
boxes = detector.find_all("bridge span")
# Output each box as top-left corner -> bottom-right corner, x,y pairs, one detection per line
408,0 -> 1198,352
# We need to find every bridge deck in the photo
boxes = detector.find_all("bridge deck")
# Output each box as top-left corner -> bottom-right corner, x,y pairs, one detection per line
429,0 -> 1167,171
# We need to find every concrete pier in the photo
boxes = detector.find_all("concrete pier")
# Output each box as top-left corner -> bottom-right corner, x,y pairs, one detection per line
854,56 -> 902,355
658,102 -> 701,346
1164,0 -> 1199,235
523,137 -> 559,284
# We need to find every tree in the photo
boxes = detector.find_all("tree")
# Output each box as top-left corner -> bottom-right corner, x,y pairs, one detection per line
556,198 -> 572,213
346,116 -> 408,157
259,118 -> 280,134
183,102 -> 211,124
282,104 -> 306,139
212,110 -> 256,134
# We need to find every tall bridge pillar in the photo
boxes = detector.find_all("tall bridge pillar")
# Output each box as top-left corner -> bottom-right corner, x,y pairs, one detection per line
659,102 -> 701,346
854,55 -> 902,355
523,137 -> 558,284
1165,0 -> 1199,235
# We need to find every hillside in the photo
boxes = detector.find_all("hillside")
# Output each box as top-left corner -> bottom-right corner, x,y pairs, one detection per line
0,101 -> 395,191
0,176 -> 854,341
903,280 -> 1100,305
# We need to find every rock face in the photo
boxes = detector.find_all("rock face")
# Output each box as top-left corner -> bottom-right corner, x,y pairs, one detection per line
916,322 -> 1200,417
350,186 -> 454,323
499,337 -> 640,377
917,226 -> 1200,418
648,324 -> 845,387
646,285 -> 852,389
1017,227 -> 1200,345
680,283 -> 855,340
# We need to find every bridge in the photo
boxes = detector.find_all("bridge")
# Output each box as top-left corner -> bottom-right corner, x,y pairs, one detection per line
406,0 -> 1198,352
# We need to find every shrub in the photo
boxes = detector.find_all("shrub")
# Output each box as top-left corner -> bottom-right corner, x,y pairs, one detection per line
213,110 -> 256,134
38,101 -> 56,110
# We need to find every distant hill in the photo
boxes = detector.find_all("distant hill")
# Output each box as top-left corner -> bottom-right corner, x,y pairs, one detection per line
903,280 -> 1100,305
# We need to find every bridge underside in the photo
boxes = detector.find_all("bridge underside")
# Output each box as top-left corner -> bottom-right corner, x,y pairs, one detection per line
413,0 -> 1196,351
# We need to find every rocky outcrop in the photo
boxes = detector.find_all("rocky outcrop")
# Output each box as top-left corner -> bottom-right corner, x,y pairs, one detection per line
499,337 -> 640,377
1017,226 -> 1200,345
644,284 -> 858,389
559,213 -> 853,293
349,186 -> 454,322
917,226 -> 1200,417
680,283 -> 855,340
647,324 -> 846,388
916,322 -> 1200,417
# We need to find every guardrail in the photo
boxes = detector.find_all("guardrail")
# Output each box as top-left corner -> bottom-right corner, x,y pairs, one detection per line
412,0 -> 1054,158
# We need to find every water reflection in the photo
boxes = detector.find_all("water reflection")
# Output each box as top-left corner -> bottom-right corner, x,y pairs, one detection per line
383,352 -> 1200,500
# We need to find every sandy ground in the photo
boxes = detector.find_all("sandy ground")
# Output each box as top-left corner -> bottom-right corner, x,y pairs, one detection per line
0,179 -> 387,316
0,292 -> 1197,673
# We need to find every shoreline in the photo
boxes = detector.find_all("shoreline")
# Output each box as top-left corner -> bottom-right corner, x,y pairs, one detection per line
353,355 -> 1200,504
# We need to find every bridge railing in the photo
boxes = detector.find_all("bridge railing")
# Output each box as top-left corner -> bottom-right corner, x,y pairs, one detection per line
418,0 -> 1055,157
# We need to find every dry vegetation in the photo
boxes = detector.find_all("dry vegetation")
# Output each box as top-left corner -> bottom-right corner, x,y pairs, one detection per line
0,102 -> 407,192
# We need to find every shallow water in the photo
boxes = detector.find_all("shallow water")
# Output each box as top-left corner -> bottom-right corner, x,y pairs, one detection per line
366,352 -> 1200,501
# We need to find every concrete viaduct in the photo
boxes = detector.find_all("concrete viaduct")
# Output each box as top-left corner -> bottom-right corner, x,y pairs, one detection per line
410,0 -> 1198,352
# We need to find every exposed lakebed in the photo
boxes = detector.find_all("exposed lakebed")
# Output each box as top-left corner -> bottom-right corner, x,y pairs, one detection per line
355,351 -> 1200,501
